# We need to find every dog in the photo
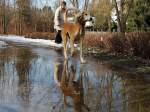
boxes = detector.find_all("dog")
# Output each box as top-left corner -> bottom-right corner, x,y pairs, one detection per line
61,10 -> 91,63
54,59 -> 90,112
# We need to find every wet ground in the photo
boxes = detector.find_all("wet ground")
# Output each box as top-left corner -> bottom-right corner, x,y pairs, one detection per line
0,41 -> 150,112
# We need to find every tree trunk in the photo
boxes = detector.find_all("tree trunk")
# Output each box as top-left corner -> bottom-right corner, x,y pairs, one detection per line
114,0 -> 133,33
84,0 -> 89,10
2,0 -> 7,34
69,0 -> 79,9
14,0 -> 17,34
114,0 -> 123,32
0,1 -> 2,33
108,16 -> 111,32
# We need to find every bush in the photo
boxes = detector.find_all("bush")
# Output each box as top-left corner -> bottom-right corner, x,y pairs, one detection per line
25,32 -> 55,40
84,32 -> 150,59
126,32 -> 150,59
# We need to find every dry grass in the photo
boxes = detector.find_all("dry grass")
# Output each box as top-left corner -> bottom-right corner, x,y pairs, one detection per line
25,32 -> 55,40
126,32 -> 150,59
84,32 -> 150,59
84,32 -> 107,48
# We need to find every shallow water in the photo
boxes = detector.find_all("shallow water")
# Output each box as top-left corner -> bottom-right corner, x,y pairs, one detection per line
0,42 -> 150,112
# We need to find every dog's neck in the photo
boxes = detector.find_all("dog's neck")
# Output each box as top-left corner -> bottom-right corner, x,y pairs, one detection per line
75,17 -> 85,26
75,17 -> 85,36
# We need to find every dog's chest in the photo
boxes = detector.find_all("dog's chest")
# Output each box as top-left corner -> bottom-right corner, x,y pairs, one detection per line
75,27 -> 84,38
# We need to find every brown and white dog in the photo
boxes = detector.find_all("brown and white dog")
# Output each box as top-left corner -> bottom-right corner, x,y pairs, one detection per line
61,10 -> 90,63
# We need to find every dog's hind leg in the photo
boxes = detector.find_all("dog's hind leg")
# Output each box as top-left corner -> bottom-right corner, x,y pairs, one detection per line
80,37 -> 86,63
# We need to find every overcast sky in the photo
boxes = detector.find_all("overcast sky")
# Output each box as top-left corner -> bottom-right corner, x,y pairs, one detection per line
8,0 -> 91,11
32,0 -> 87,10
8,0 -> 58,9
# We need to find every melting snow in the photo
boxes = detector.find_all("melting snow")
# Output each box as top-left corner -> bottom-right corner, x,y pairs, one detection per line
0,35 -> 78,49
0,35 -> 62,48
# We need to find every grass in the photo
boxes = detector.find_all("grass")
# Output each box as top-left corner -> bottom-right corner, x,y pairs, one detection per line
25,32 -> 55,40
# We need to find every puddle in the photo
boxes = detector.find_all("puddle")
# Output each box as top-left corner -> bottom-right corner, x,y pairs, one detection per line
0,43 -> 149,112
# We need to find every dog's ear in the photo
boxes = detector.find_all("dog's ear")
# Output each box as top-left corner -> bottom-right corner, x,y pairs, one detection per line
74,11 -> 81,18
74,12 -> 82,21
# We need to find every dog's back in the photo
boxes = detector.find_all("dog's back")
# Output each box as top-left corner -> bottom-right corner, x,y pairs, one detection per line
62,22 -> 81,40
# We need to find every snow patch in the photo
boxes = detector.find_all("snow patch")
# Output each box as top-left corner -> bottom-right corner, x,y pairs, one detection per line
0,35 -> 62,48
0,35 -> 78,49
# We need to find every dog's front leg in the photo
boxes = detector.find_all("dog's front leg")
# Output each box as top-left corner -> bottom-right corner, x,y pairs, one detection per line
70,36 -> 75,57
80,37 -> 86,63
63,35 -> 68,60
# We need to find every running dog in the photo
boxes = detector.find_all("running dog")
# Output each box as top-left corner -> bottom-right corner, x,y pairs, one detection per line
61,11 -> 90,63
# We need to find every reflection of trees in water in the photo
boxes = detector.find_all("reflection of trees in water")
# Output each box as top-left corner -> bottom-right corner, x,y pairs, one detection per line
0,47 -> 17,88
0,48 -> 7,82
54,59 -> 150,112
89,70 -> 150,112
117,73 -> 150,112
84,71 -> 118,112
15,47 -> 35,103
0,47 -> 13,74
0,46 -> 35,103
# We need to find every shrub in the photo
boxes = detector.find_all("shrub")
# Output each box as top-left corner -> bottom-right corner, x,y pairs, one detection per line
126,32 -> 150,59
25,32 -> 55,40
84,32 -> 150,59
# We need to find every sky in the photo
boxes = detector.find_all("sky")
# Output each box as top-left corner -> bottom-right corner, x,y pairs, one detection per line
32,0 -> 56,9
8,0 -> 59,10
32,0 -> 86,10
8,0 -> 91,11
7,0 -> 117,20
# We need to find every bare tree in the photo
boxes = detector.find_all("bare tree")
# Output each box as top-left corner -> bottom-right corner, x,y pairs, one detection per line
1,0 -> 7,34
69,0 -> 90,10
16,0 -> 32,34
113,0 -> 134,32
0,0 -> 2,33
84,0 -> 90,10
69,0 -> 79,9
13,0 -> 17,34
89,0 -> 112,31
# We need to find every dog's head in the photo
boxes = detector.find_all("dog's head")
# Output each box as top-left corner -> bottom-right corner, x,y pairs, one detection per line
75,11 -> 92,25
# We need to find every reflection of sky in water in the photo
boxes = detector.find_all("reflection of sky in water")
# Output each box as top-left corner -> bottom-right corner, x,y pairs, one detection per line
0,43 -> 149,112
0,41 -> 8,49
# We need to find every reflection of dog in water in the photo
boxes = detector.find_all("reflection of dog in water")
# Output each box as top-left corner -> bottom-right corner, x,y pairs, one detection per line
54,60 -> 90,112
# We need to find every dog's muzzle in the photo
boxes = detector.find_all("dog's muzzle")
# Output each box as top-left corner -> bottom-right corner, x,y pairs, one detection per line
85,15 -> 94,21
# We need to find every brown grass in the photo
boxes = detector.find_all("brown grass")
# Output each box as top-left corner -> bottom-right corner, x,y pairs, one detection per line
126,32 -> 150,59
84,32 -> 150,59
25,32 -> 55,40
